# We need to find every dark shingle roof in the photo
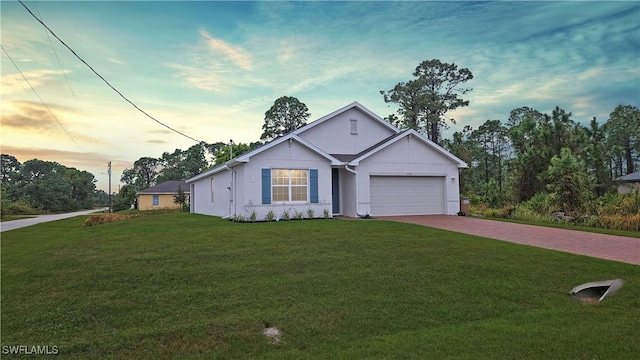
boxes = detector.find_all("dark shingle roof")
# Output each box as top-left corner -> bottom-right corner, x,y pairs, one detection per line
137,180 -> 189,194
330,131 -> 406,164
616,171 -> 640,182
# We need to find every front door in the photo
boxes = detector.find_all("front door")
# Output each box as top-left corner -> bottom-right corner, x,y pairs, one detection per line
332,168 -> 340,214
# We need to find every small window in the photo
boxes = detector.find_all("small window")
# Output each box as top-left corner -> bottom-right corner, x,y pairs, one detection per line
211,178 -> 215,204
350,118 -> 358,135
152,194 -> 159,206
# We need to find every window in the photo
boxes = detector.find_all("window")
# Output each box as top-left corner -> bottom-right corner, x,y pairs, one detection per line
350,118 -> 358,135
272,169 -> 308,202
211,178 -> 215,204
152,194 -> 159,206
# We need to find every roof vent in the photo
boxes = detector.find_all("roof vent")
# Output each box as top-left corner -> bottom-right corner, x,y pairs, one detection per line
569,279 -> 624,303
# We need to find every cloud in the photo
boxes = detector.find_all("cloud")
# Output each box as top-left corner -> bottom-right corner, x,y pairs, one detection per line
0,69 -> 66,96
0,145 -> 118,170
2,100 -> 73,131
199,29 -> 252,70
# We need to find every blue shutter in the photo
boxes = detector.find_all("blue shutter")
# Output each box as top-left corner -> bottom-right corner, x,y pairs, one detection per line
310,169 -> 319,203
262,168 -> 271,204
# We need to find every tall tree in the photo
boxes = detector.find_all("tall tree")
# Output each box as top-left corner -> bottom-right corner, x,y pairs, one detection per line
381,59 -> 473,144
506,107 -> 550,202
605,105 -> 640,176
121,157 -> 160,190
213,143 -> 252,166
157,143 -> 209,183
441,125 -> 474,195
20,159 -> 71,211
471,120 -> 509,195
261,96 -> 310,142
584,117 -> 610,196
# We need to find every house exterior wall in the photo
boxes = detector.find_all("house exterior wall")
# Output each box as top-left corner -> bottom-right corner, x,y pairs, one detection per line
618,182 -> 640,194
340,168 -> 357,217
353,136 -> 461,215
298,108 -> 396,154
191,140 -> 333,219
190,171 -> 232,217
240,140 -> 333,220
138,194 -> 182,210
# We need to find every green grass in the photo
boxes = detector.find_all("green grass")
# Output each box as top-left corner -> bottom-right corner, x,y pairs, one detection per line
2,213 -> 639,359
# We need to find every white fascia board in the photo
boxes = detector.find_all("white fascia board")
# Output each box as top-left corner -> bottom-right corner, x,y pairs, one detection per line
234,133 -> 341,166
186,164 -> 230,183
349,129 -> 468,168
293,101 -> 400,136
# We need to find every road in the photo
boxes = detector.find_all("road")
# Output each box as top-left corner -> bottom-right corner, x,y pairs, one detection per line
0,208 -> 108,232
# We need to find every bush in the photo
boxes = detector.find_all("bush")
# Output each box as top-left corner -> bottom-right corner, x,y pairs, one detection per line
1,200 -> 37,217
84,214 -> 137,227
522,192 -> 558,215
598,214 -> 640,231
595,192 -> 640,216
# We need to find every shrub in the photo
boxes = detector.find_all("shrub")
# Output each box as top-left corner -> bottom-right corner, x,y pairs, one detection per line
306,208 -> 315,219
281,209 -> 290,221
265,210 -> 276,222
294,210 -> 304,220
522,192 -> 558,215
84,214 -> 137,227
1,200 -> 37,217
598,214 -> 640,231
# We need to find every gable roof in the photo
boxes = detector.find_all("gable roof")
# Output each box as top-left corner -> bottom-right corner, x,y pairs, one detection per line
293,101 -> 399,136
616,171 -> 640,182
137,180 -> 188,194
346,129 -> 468,168
187,102 -> 467,183
186,133 -> 342,183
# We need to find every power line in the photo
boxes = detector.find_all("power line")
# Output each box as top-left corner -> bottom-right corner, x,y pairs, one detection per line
1,44 -> 84,152
17,0 -> 203,144
33,0 -> 77,99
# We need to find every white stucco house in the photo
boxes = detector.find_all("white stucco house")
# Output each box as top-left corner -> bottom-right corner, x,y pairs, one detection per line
186,102 -> 467,219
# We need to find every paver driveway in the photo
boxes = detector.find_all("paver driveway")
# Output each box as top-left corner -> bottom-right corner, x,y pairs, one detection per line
380,215 -> 640,265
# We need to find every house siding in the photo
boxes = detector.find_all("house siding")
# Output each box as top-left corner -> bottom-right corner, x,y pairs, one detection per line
138,194 -> 182,210
297,108 -> 396,154
355,136 -> 461,215
190,140 -> 333,219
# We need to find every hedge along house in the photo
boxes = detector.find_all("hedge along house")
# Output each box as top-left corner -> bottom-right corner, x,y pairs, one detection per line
186,102 -> 467,219
137,180 -> 189,210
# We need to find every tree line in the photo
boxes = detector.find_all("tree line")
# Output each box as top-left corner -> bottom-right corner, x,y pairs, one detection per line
115,96 -> 311,210
380,59 -> 639,216
1,155 -> 98,214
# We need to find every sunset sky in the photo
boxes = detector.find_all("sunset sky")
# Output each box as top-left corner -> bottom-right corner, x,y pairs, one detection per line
2,1 -> 639,192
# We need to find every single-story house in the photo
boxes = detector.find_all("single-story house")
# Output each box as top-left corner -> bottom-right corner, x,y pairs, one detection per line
137,180 -> 189,210
615,171 -> 640,194
186,101 -> 467,219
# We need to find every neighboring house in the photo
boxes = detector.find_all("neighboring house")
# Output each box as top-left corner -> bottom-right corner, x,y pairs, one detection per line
137,180 -> 189,210
187,102 -> 467,219
615,171 -> 640,194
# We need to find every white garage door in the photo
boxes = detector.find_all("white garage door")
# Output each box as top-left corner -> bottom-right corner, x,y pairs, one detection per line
370,176 -> 445,216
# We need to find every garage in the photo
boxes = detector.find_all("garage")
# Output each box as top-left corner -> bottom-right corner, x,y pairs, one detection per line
370,176 -> 445,216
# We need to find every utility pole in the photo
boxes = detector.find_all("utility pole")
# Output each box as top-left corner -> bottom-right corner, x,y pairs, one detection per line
108,161 -> 112,213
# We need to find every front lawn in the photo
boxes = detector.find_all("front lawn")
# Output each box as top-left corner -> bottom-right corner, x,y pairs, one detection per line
2,213 -> 639,359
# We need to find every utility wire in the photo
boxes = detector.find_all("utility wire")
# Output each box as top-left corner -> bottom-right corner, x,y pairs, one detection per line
33,0 -> 77,99
1,44 -> 84,152
17,0 -> 203,144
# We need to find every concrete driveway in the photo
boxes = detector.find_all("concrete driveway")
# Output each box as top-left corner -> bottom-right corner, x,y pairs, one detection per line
0,208 -> 108,232
379,215 -> 640,265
